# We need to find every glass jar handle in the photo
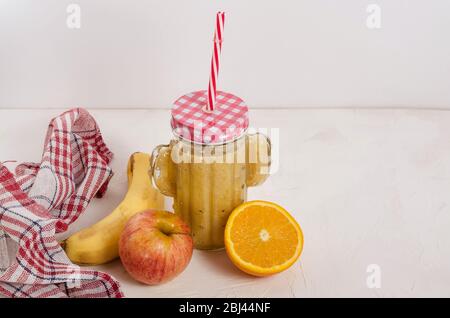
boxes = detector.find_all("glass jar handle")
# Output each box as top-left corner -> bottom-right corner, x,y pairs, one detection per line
150,144 -> 176,197
246,132 -> 272,187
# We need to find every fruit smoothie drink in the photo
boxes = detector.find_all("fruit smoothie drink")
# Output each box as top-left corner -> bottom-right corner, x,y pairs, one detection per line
151,90 -> 271,250
152,133 -> 270,249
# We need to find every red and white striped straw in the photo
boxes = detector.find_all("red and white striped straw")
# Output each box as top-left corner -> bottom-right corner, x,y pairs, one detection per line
206,11 -> 225,112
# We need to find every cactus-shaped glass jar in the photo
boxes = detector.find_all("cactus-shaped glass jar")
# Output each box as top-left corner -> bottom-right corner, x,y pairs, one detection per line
151,91 -> 271,250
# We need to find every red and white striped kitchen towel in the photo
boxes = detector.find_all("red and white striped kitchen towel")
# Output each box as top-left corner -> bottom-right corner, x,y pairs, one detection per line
0,108 -> 123,298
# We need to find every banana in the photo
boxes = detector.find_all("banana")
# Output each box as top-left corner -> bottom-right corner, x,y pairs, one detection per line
64,152 -> 165,265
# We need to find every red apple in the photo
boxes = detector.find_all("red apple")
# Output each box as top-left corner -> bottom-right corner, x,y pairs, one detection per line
119,210 -> 193,285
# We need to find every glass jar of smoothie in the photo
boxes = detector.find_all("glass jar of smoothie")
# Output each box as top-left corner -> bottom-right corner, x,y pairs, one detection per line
150,91 -> 271,250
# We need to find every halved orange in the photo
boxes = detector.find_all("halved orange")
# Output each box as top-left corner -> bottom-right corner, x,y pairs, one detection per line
225,200 -> 304,276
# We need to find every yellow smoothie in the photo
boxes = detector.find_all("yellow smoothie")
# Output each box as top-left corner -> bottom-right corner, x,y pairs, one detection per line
152,134 -> 270,249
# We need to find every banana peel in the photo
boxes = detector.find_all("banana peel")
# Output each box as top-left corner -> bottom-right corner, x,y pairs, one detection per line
63,152 -> 164,265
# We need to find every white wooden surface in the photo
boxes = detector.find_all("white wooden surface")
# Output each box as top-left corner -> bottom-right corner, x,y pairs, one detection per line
1,108 -> 450,297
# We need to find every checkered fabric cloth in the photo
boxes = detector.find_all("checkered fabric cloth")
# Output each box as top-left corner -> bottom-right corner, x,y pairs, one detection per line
0,108 -> 123,298
171,90 -> 249,144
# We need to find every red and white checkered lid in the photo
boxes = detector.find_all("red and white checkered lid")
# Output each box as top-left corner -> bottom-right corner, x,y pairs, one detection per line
171,90 -> 249,144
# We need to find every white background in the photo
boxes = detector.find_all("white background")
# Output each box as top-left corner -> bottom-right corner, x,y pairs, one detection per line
1,0 -> 450,109
2,1 -> 450,298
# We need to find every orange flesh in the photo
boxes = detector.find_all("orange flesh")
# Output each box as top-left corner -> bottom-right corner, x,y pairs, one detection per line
230,205 -> 300,268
